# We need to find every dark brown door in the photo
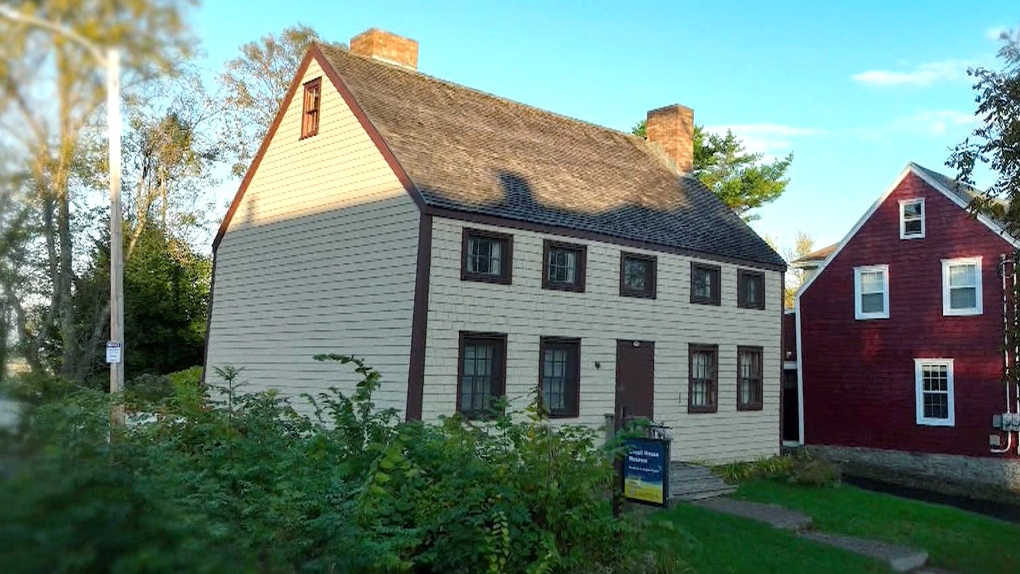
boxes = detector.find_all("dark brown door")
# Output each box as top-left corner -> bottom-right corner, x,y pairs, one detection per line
616,340 -> 655,424
782,370 -> 799,442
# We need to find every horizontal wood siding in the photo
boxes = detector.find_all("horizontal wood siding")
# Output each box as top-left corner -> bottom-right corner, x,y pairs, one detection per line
801,172 -> 1016,458
206,58 -> 419,415
424,218 -> 782,463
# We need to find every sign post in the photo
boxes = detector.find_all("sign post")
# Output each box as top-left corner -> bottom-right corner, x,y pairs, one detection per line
622,436 -> 671,507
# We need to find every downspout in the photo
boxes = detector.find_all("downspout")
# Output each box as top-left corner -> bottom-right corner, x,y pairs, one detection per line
992,253 -> 1014,454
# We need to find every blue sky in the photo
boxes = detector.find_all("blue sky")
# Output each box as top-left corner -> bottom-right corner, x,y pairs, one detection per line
195,0 -> 1018,254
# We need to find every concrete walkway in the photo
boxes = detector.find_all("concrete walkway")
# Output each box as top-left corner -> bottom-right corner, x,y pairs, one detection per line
693,497 -> 935,573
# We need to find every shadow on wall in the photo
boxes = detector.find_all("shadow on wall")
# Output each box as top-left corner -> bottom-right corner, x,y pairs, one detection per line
425,168 -> 763,259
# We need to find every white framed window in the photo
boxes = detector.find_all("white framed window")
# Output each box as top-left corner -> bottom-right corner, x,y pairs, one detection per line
854,265 -> 889,320
915,359 -> 954,426
942,257 -> 982,316
899,198 -> 925,239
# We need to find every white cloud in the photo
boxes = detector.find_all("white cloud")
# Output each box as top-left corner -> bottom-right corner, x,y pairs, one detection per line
853,110 -> 978,139
986,26 -> 1008,41
893,110 -> 979,134
852,59 -> 973,87
704,124 -> 819,159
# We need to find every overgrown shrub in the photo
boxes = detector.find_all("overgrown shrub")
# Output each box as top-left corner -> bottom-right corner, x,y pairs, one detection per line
0,355 -> 684,573
791,458 -> 841,487
714,452 -> 840,488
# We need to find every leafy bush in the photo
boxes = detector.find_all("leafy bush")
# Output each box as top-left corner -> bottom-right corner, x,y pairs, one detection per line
714,452 -> 840,488
0,355 -> 683,574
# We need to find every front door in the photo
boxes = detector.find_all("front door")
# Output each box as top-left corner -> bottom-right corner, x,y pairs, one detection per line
616,340 -> 655,425
782,369 -> 800,442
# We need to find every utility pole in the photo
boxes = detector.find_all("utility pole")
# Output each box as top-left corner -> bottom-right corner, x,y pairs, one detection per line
0,5 -> 124,425
107,48 -> 124,426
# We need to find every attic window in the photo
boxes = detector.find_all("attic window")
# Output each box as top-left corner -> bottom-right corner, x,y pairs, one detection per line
899,199 -> 924,239
301,77 -> 322,139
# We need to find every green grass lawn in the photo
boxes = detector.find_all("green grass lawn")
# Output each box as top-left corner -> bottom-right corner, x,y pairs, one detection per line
735,480 -> 1020,574
652,503 -> 893,574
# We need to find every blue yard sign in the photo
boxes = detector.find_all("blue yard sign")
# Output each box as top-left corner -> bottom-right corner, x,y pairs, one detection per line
622,437 -> 670,507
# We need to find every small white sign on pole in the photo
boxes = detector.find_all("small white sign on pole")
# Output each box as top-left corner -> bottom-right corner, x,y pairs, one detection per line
106,341 -> 122,364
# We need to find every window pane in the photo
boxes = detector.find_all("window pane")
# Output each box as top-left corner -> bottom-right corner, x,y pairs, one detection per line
923,393 -> 948,419
468,237 -> 502,276
861,292 -> 884,313
923,364 -> 948,391
920,363 -> 950,421
744,275 -> 762,305
860,271 -> 883,293
694,351 -> 712,378
542,344 -> 576,414
949,264 -> 976,288
461,341 -> 498,415
694,268 -> 713,299
692,381 -> 708,406
548,248 -> 577,284
950,287 -> 977,310
903,202 -> 922,217
624,259 -> 648,291
904,220 -> 922,234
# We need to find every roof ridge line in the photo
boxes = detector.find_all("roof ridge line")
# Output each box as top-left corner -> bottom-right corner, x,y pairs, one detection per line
319,44 -> 646,142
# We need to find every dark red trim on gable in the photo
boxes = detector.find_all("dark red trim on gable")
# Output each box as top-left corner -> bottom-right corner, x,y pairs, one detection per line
424,206 -> 786,272
213,50 -> 315,252
405,213 -> 432,421
212,45 -> 426,252
200,251 -> 218,384
312,44 -> 425,211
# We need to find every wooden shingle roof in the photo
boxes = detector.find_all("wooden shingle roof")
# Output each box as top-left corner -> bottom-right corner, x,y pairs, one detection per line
316,45 -> 785,269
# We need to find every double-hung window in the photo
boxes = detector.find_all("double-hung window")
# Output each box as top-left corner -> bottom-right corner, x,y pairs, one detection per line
899,199 -> 925,239
457,332 -> 507,418
942,257 -> 982,316
737,346 -> 764,411
539,337 -> 580,418
854,265 -> 889,320
737,270 -> 766,309
461,228 -> 512,284
301,77 -> 322,139
543,241 -> 586,292
620,252 -> 656,298
688,344 -> 718,413
691,263 -> 721,305
915,359 -> 954,426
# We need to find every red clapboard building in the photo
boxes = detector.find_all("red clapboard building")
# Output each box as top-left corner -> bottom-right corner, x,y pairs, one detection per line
793,162 -> 1020,498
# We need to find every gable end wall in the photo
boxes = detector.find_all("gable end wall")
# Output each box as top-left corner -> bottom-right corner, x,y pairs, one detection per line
206,57 -> 420,415
800,172 -> 1016,458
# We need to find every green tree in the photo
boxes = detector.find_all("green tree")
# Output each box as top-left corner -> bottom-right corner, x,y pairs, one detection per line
782,230 -> 815,308
633,121 -> 793,219
949,28 -> 1020,233
0,0 -> 195,379
72,225 -> 209,382
219,25 -> 343,176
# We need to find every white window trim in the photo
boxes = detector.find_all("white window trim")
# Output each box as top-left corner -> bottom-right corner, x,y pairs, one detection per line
899,198 -> 925,240
942,257 -> 983,316
854,265 -> 890,320
914,358 -> 955,427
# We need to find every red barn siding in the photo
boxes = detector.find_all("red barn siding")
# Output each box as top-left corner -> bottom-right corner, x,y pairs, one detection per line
800,172 -> 1016,458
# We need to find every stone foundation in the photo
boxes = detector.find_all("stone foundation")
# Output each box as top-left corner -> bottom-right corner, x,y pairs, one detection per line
805,445 -> 1020,504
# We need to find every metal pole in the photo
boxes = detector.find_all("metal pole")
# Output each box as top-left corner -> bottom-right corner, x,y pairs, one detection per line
107,48 -> 124,426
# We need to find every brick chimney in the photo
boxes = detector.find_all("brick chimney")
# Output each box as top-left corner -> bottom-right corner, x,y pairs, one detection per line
645,104 -> 694,173
350,28 -> 418,70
